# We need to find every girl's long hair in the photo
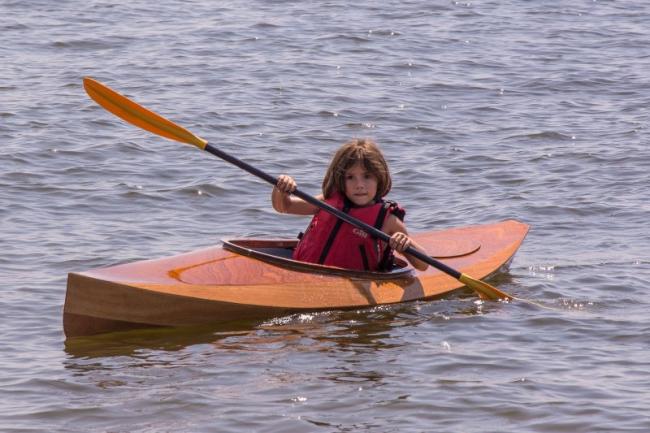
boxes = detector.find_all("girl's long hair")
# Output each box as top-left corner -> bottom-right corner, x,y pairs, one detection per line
322,138 -> 392,200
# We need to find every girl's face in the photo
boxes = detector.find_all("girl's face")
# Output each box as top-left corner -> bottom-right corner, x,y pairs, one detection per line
344,162 -> 378,206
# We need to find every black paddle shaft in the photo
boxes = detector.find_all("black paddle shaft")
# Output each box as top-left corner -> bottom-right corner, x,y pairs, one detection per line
204,144 -> 461,278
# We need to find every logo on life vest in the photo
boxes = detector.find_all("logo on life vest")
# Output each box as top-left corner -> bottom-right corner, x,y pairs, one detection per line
352,228 -> 368,239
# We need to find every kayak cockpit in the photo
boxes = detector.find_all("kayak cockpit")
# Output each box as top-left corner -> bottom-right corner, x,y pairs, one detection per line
222,239 -> 414,280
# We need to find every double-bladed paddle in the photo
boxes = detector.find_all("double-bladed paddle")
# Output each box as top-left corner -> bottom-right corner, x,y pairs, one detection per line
83,77 -> 513,302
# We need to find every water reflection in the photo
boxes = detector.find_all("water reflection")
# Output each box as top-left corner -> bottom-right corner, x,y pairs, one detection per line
63,297 -> 488,364
63,320 -> 259,360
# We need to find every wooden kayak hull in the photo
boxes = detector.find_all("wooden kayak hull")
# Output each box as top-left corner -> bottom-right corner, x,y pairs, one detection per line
63,219 -> 529,337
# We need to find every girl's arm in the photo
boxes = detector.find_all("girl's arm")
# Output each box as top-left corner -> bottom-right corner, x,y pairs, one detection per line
382,214 -> 429,271
272,175 -> 320,215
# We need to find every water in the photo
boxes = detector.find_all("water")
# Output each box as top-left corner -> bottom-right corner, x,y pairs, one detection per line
2,0 -> 649,431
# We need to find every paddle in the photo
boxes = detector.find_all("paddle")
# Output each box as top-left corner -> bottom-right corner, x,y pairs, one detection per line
83,77 -> 513,302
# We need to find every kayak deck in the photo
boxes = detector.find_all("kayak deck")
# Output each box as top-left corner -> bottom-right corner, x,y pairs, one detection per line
63,220 -> 529,337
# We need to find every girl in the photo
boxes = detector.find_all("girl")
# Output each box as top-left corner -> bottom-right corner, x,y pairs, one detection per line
272,138 -> 429,272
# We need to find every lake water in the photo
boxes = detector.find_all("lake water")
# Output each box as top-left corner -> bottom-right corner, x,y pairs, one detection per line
2,1 -> 649,432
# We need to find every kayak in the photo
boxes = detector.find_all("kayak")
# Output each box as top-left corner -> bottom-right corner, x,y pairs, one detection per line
63,219 -> 529,337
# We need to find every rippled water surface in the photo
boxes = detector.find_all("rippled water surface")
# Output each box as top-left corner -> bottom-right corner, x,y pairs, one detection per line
2,1 -> 649,432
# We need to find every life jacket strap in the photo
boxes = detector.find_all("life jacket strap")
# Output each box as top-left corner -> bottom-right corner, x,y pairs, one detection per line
358,245 -> 370,271
317,198 -> 352,264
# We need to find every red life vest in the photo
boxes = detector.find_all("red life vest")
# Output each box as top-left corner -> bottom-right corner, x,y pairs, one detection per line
292,191 -> 405,271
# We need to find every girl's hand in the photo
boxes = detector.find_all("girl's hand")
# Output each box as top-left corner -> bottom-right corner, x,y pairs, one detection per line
275,175 -> 297,194
389,232 -> 412,253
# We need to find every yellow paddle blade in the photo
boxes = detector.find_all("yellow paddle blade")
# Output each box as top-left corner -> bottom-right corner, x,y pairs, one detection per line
459,273 -> 513,301
83,77 -> 208,150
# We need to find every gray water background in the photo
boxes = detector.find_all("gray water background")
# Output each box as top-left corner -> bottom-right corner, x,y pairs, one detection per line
1,1 -> 649,432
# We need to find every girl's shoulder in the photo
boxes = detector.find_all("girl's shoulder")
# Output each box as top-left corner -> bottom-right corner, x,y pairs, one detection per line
381,198 -> 405,221
323,190 -> 345,208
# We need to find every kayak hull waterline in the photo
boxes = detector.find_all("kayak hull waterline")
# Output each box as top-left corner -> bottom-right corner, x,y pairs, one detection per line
63,220 -> 529,337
